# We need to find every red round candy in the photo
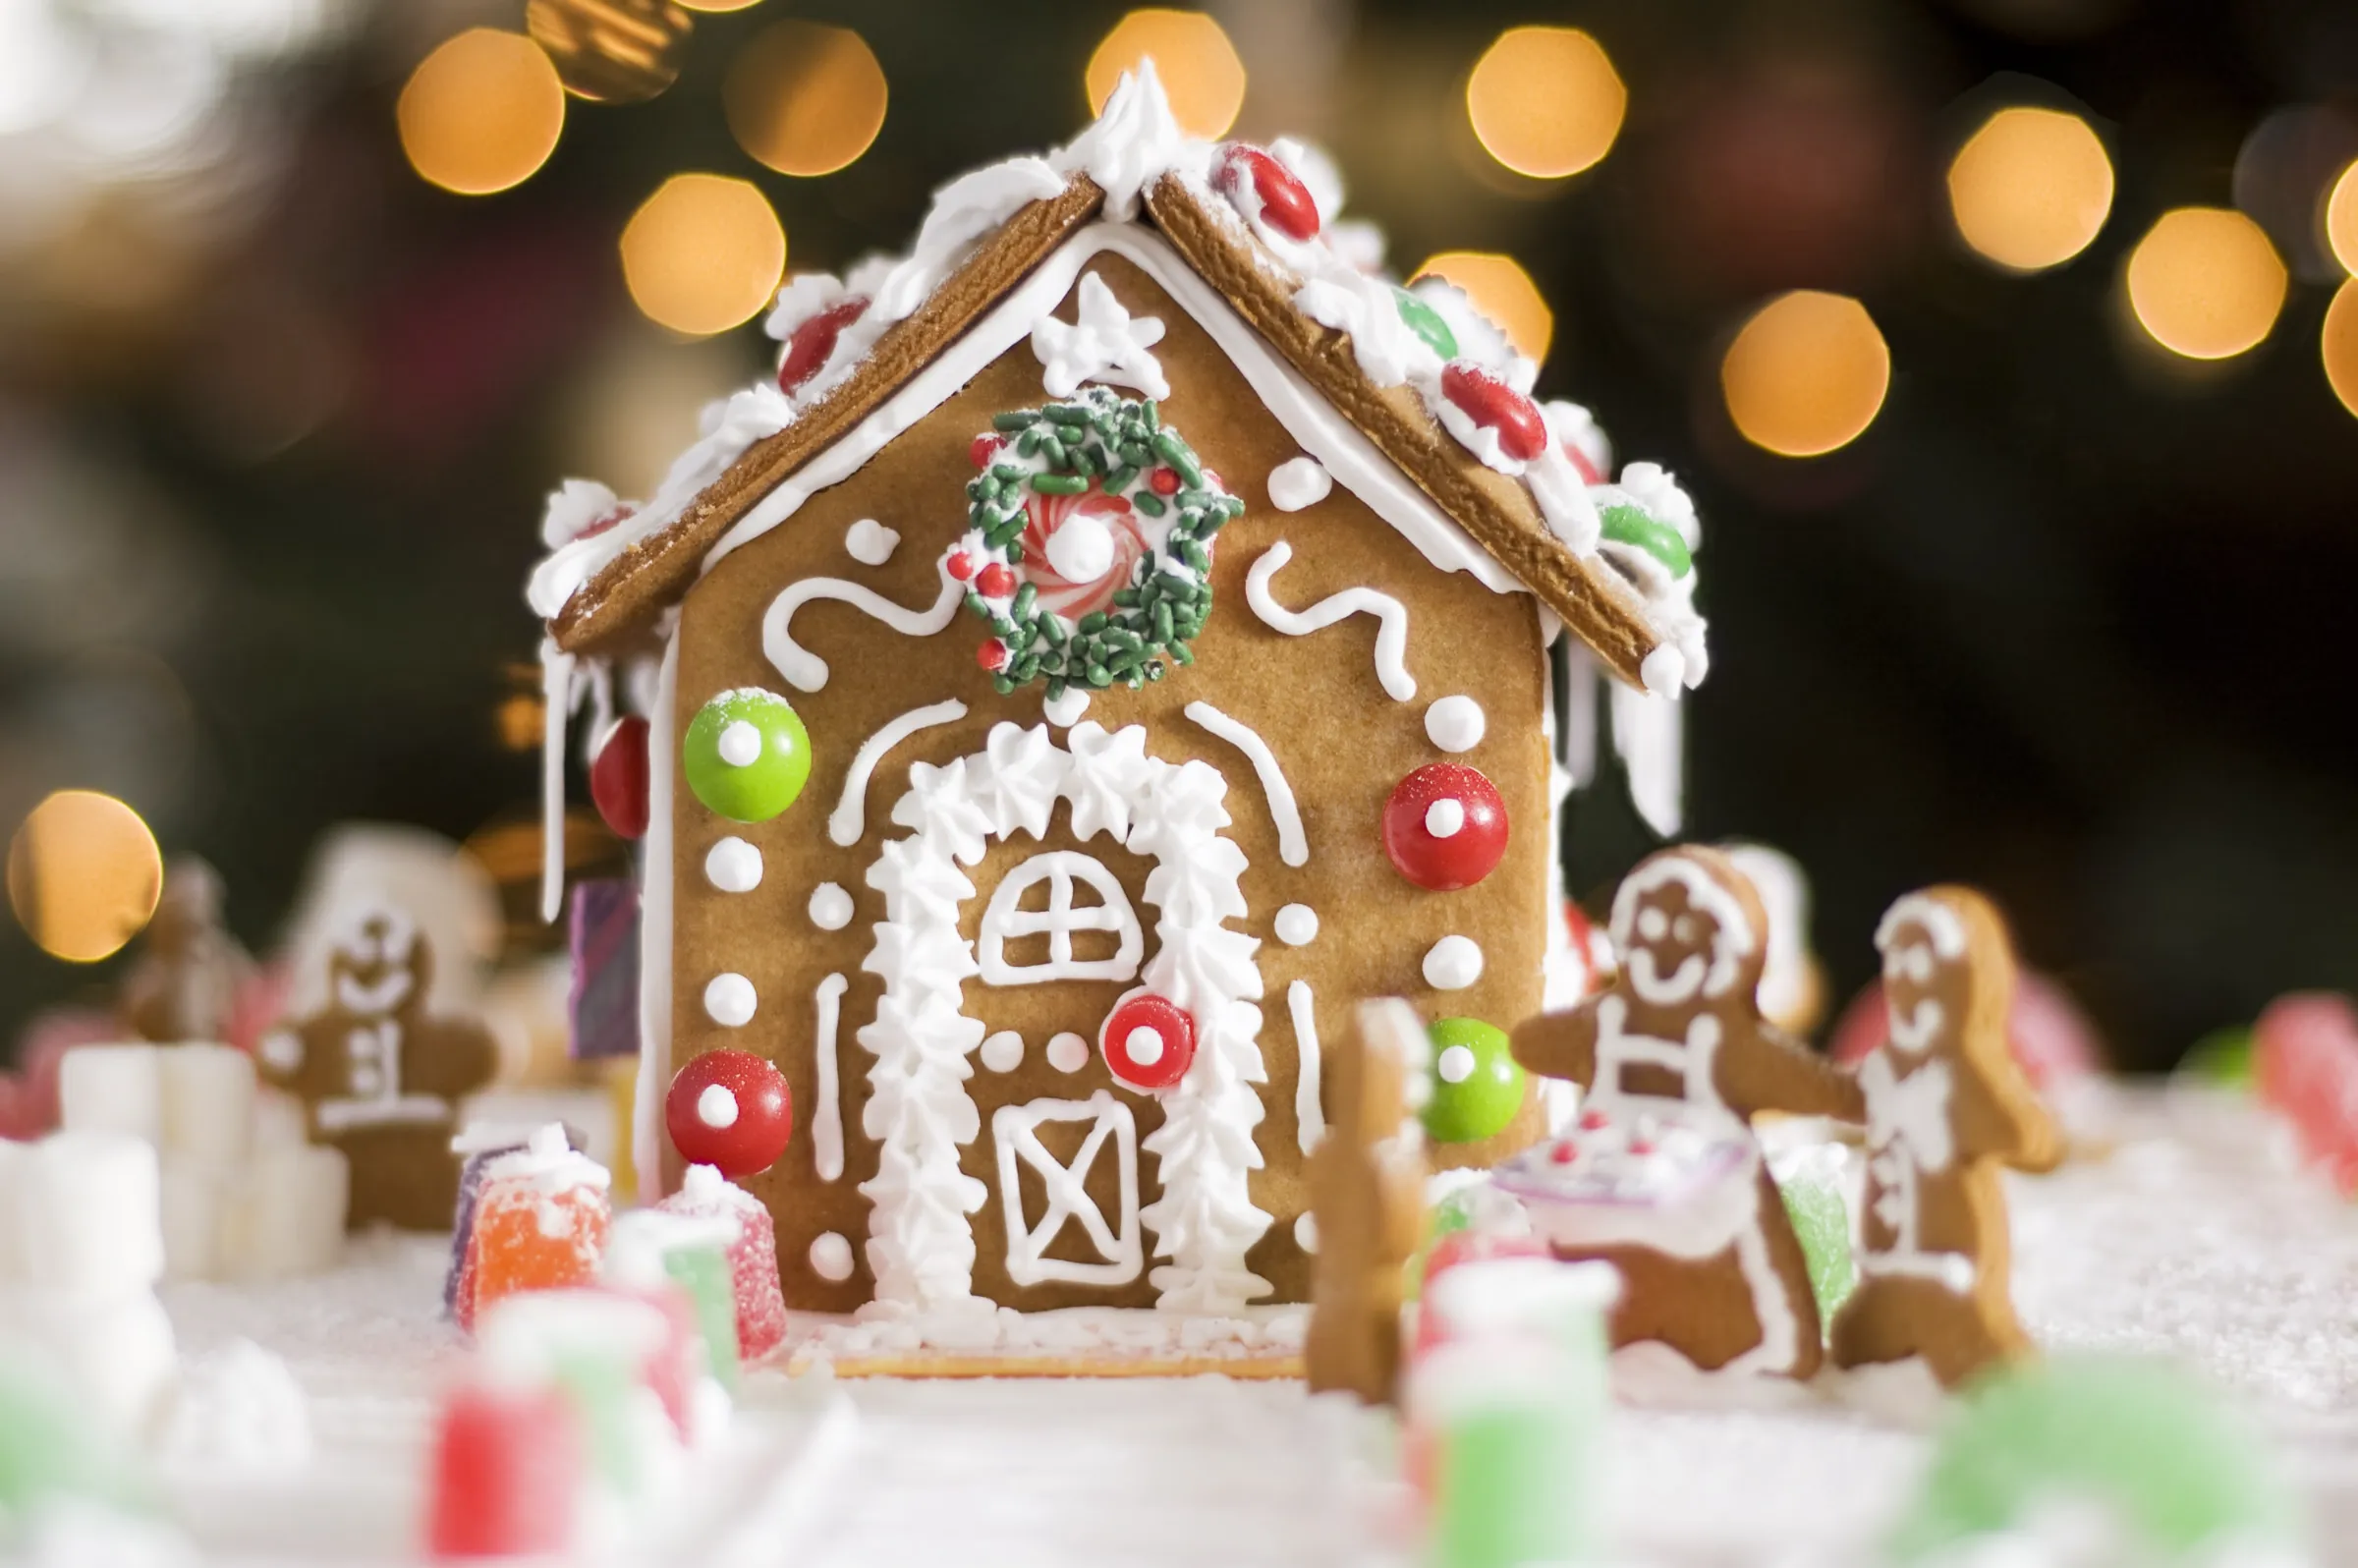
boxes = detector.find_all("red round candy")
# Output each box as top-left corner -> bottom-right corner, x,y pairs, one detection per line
1439,363 -> 1548,463
666,1049 -> 793,1177
969,433 -> 1003,470
975,562 -> 1015,598
588,715 -> 649,840
1098,992 -> 1196,1092
944,551 -> 976,582
977,639 -> 1010,673
776,297 -> 870,396
1382,763 -> 1508,891
1148,466 -> 1180,495
1212,142 -> 1321,242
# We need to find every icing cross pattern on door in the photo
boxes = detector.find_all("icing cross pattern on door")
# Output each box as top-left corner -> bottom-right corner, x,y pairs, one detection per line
978,851 -> 1144,985
991,1092 -> 1143,1288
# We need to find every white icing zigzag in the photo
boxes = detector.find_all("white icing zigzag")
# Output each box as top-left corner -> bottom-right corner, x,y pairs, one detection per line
1243,540 -> 1416,702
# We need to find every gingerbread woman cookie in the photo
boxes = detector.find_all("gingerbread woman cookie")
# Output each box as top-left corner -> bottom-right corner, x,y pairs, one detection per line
258,906 -> 497,1231
1306,999 -> 1430,1406
1505,846 -> 1863,1379
121,857 -> 255,1044
1831,886 -> 2060,1388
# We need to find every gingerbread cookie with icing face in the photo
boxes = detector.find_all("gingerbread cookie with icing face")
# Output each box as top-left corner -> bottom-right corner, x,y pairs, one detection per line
1306,999 -> 1430,1406
1506,846 -> 1862,1379
258,907 -> 497,1231
1832,887 -> 2059,1388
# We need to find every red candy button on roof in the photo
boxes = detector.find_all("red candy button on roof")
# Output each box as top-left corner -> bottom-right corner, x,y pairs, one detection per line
1439,363 -> 1548,463
1211,142 -> 1321,243
776,297 -> 870,396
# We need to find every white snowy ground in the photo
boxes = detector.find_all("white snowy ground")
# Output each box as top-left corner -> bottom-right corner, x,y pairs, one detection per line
157,1087 -> 2358,1567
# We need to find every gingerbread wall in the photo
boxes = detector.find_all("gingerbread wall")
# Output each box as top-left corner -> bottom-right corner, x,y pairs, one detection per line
669,251 -> 1550,1313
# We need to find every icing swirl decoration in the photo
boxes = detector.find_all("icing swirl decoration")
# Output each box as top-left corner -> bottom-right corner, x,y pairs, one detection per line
950,387 -> 1243,700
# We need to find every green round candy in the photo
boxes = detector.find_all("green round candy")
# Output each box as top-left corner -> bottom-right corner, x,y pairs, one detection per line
1600,502 -> 1693,579
1422,1018 -> 1525,1145
684,688 -> 811,823
1394,287 -> 1459,361
2179,1027 -> 2254,1089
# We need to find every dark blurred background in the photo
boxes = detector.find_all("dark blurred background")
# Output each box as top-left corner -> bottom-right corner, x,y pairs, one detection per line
3,0 -> 2354,1072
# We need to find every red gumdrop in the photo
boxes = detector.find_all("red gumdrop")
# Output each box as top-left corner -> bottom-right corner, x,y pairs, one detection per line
1099,992 -> 1196,1092
427,1383 -> 584,1560
975,561 -> 1016,598
2256,993 -> 2358,1194
588,715 -> 649,840
1439,363 -> 1548,463
945,551 -> 977,582
666,1050 -> 793,1177
1382,764 -> 1508,891
977,640 -> 1010,673
776,297 -> 870,396
1148,466 -> 1181,495
1212,142 -> 1321,242
969,433 -> 1004,470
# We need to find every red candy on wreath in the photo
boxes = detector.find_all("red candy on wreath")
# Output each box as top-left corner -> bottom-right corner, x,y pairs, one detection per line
974,561 -> 1015,599
1382,764 -> 1508,891
1211,142 -> 1321,243
1099,992 -> 1197,1092
776,296 -> 870,396
666,1049 -> 793,1177
1438,363 -> 1549,463
977,639 -> 1011,673
968,433 -> 1004,470
588,715 -> 649,840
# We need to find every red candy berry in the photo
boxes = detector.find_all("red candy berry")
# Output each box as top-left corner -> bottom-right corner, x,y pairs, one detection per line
1148,466 -> 1181,495
1562,441 -> 1605,486
578,503 -> 634,541
1212,142 -> 1321,242
588,715 -> 650,840
969,433 -> 1004,470
1439,363 -> 1548,463
666,1049 -> 793,1177
776,297 -> 870,396
944,551 -> 977,582
977,640 -> 1011,673
1382,763 -> 1509,891
1099,992 -> 1196,1092
975,562 -> 1016,598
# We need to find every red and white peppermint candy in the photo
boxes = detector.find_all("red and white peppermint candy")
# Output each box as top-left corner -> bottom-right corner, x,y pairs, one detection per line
1098,992 -> 1197,1092
777,296 -> 870,397
1019,488 -> 1147,619
1438,363 -> 1548,464
1211,142 -> 1321,244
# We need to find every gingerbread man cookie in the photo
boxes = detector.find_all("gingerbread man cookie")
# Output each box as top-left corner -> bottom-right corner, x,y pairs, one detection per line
1306,999 -> 1430,1406
1505,846 -> 1863,1379
258,906 -> 497,1231
1831,886 -> 2060,1388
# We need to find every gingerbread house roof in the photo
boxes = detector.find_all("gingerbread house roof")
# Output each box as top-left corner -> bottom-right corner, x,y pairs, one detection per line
528,67 -> 1709,698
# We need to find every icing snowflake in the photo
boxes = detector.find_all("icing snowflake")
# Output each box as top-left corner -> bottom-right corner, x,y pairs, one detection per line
1032,273 -> 1169,401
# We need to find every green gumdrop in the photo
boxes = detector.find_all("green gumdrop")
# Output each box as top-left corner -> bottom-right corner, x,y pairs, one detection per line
1422,1019 -> 1526,1146
1775,1162 -> 1856,1327
1600,503 -> 1693,579
553,1349 -> 646,1496
1394,287 -> 1459,360
1432,1405 -> 1591,1568
664,1245 -> 740,1392
2180,1027 -> 2255,1089
0,1359 -> 145,1517
1892,1356 -> 2298,1562
684,688 -> 811,823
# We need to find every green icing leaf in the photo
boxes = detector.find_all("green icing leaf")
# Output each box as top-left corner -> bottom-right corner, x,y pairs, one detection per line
1600,503 -> 1693,579
1393,287 -> 1457,360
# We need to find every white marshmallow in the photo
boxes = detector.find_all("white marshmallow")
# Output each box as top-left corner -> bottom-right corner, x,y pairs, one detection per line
58,1044 -> 162,1144
221,1145 -> 348,1281
18,1133 -> 164,1296
160,1044 -> 255,1165
158,1157 -> 228,1282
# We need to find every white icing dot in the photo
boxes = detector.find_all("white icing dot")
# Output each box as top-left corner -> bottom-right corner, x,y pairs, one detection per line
1425,695 -> 1486,753
1436,1043 -> 1476,1085
845,518 -> 900,566
705,837 -> 763,893
717,720 -> 763,767
1423,935 -> 1484,991
981,1031 -> 1025,1073
703,972 -> 758,1027
697,1084 -> 740,1128
809,1231 -> 855,1282
1294,1211 -> 1319,1253
1041,687 -> 1091,728
1425,798 -> 1467,839
259,1031 -> 303,1073
1045,1033 -> 1091,1074
1044,512 -> 1115,583
808,882 -> 853,930
1641,644 -> 1687,698
1274,903 -> 1319,947
1265,455 -> 1333,512
1124,1025 -> 1164,1067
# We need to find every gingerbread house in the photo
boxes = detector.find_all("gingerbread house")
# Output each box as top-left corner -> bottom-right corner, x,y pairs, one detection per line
528,68 -> 1712,1336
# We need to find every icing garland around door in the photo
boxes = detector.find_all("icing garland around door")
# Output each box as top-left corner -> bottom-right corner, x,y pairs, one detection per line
950,387 -> 1243,700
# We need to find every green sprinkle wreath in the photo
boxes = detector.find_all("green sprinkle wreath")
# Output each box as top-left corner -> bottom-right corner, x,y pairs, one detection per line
950,387 -> 1244,699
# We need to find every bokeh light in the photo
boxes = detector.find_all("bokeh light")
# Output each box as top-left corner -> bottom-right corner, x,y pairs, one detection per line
620,174 -> 787,337
1720,291 -> 1891,457
2325,278 -> 2358,419
1410,252 -> 1554,362
396,29 -> 566,196
2124,207 -> 2287,361
2328,161 -> 2358,277
1946,106 -> 2114,271
1086,10 -> 1245,140
8,791 -> 164,964
525,0 -> 693,105
678,0 -> 758,12
724,22 -> 888,178
1465,27 -> 1627,180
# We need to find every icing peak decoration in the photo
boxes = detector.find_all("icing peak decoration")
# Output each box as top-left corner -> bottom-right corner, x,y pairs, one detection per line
953,388 -> 1242,699
1032,271 -> 1169,401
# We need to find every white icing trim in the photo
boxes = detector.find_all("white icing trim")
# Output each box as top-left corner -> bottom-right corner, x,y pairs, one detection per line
1426,694 -> 1486,754
704,837 -> 762,894
704,973 -> 757,1028
762,568 -> 965,694
977,851 -> 1144,985
1422,935 -> 1484,990
537,638 -> 575,924
1610,680 -> 1684,838
844,518 -> 899,566
1288,980 -> 1323,1154
808,882 -> 853,930
1610,856 -> 1756,1005
991,1092 -> 1143,1288
1265,456 -> 1331,512
1875,892 -> 1970,959
633,635 -> 679,1204
1273,903 -> 1318,947
1243,541 -> 1416,702
813,972 -> 847,1183
829,699 -> 969,847
809,1230 -> 856,1282
1031,270 -> 1168,400
980,1032 -> 1024,1073
1045,1033 -> 1090,1074
1182,700 -> 1309,868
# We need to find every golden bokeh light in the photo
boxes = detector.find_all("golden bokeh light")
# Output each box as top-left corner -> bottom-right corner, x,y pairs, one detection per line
1410,252 -> 1555,362
620,174 -> 787,337
724,21 -> 888,178
1720,291 -> 1891,458
1946,106 -> 2114,271
1086,10 -> 1245,140
396,28 -> 566,196
8,791 -> 164,964
2124,206 -> 2287,361
525,0 -> 692,105
678,0 -> 758,12
2325,278 -> 2358,419
2327,161 -> 2358,277
1465,26 -> 1627,180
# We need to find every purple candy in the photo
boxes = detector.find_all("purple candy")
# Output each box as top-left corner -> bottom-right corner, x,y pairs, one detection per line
568,878 -> 640,1062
